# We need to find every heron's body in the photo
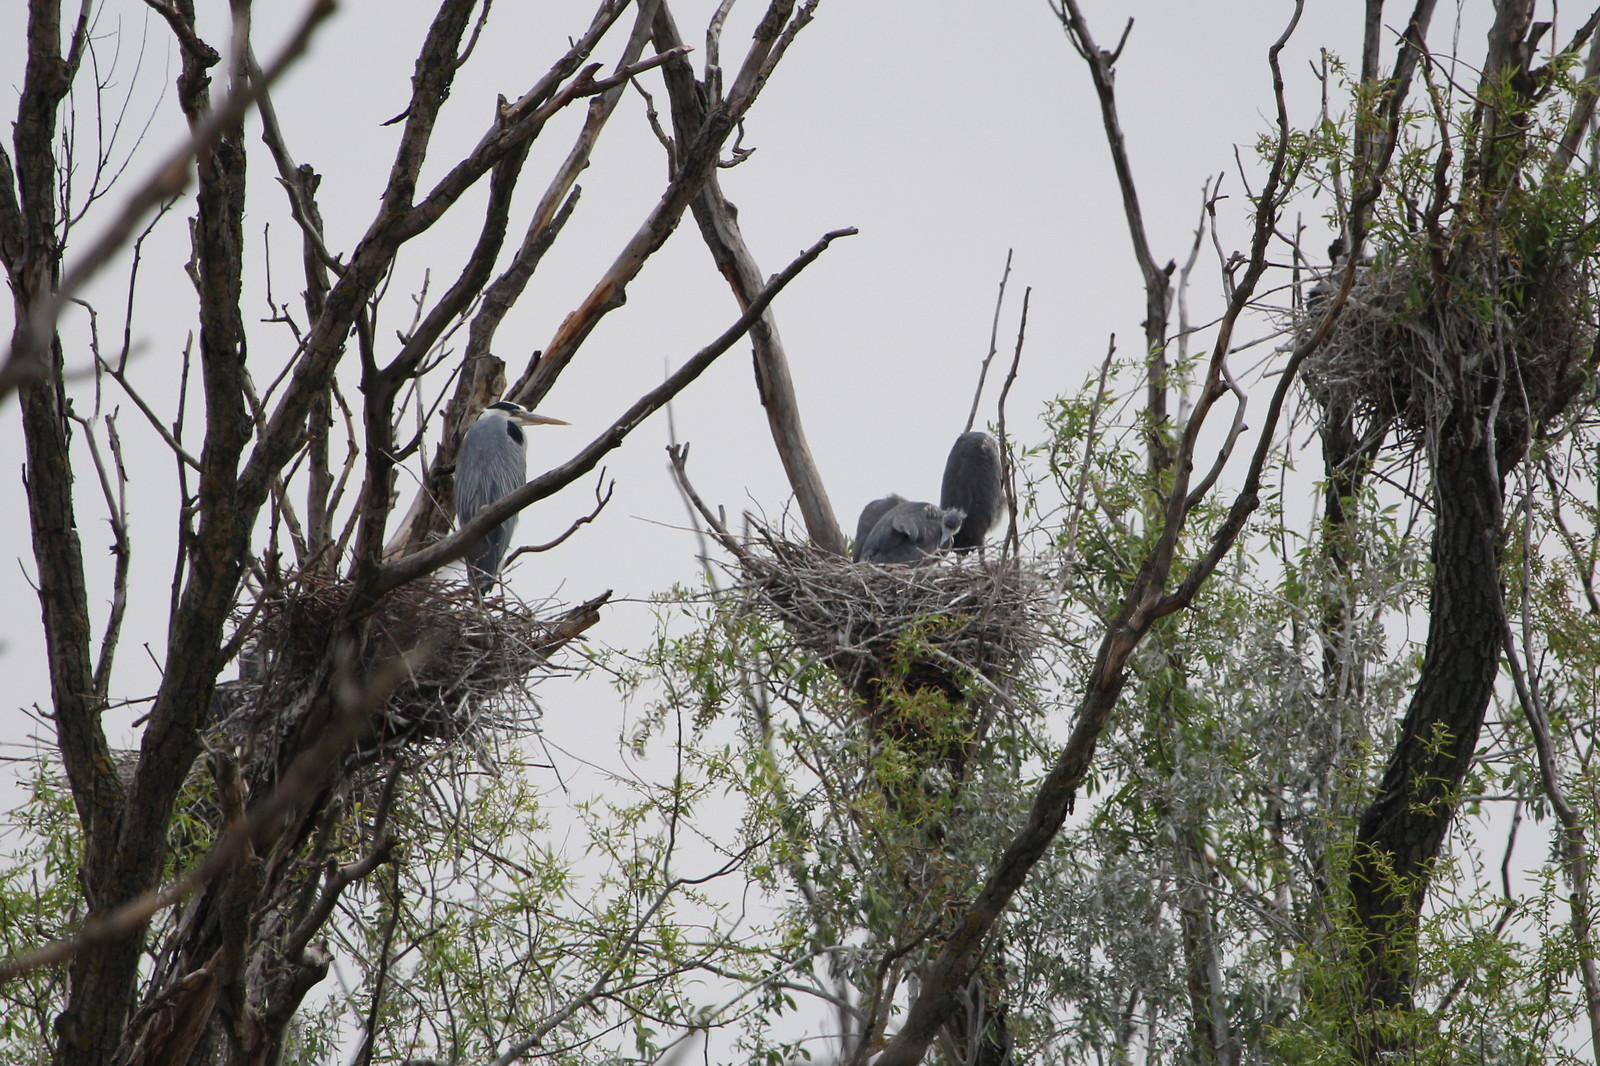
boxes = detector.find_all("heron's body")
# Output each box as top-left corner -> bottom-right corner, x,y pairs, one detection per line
852,494 -> 906,562
859,500 -> 965,565
455,401 -> 567,592
940,431 -> 1002,551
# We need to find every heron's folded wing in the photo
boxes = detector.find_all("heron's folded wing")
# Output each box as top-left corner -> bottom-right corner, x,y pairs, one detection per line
889,506 -> 928,539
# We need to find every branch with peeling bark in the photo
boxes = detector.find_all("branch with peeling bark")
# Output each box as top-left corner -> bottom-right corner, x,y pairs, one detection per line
509,0 -> 820,409
382,0 -> 669,561
652,0 -> 845,555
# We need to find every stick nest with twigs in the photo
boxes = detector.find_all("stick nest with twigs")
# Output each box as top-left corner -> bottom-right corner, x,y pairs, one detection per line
1298,245 -> 1595,442
733,523 -> 1052,719
214,571 -> 568,773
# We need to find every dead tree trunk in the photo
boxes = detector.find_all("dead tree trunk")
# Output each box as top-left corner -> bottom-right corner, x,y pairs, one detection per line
651,2 -> 846,556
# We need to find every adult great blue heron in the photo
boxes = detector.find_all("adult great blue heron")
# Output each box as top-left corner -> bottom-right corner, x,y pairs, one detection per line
858,500 -> 966,565
455,400 -> 568,592
940,431 -> 1002,551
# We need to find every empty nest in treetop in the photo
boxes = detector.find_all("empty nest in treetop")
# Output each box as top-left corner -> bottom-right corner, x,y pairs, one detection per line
213,571 -> 573,775
733,525 -> 1051,715
1297,244 -> 1595,441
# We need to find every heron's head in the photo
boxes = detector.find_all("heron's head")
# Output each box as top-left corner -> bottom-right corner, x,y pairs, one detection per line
939,507 -> 966,547
481,400 -> 568,428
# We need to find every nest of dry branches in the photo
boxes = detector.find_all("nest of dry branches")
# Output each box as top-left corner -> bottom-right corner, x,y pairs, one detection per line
1298,244 -> 1594,441
734,527 -> 1051,723
213,571 -> 572,777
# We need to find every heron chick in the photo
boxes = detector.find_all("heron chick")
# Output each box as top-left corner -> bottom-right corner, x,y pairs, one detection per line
851,493 -> 906,562
859,500 -> 965,565
455,400 -> 568,592
940,431 -> 1002,551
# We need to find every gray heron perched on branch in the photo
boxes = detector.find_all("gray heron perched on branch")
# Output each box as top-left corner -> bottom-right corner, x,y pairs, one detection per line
940,431 -> 1002,551
858,500 -> 966,565
455,400 -> 568,592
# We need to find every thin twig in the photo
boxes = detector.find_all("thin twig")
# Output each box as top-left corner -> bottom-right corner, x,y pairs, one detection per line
3,0 -> 337,398
996,287 -> 1030,559
504,473 -> 616,565
965,249 -> 1013,434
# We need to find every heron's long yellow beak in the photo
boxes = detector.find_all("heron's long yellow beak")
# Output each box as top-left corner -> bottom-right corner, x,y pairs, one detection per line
515,411 -> 568,426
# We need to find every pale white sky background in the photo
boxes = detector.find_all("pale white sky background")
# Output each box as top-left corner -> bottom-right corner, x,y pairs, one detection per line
2,0 -> 1564,1059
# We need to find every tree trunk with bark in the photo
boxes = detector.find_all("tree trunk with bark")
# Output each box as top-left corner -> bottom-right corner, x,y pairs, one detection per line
1347,401 -> 1519,1059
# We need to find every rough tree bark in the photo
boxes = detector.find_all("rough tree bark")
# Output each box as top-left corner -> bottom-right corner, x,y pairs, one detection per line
7,3 -> 140,1062
1347,408 -> 1513,1036
1341,5 -> 1592,1058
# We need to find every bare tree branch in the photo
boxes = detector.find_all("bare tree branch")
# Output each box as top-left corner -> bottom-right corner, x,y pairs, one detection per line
1055,0 -> 1173,477
653,0 -> 845,555
374,226 -> 855,599
965,249 -> 1013,435
504,473 -> 616,565
1,0 -> 336,401
509,0 -> 817,409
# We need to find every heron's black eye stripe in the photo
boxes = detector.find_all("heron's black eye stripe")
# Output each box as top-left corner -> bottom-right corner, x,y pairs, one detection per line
504,420 -> 524,446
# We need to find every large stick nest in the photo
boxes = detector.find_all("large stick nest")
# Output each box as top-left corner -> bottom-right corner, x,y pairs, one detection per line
1298,244 -> 1595,442
213,571 -> 587,779
733,526 -> 1052,720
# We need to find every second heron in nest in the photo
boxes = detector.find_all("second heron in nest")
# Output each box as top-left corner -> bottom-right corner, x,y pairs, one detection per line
940,431 -> 1002,551
858,500 -> 966,564
851,430 -> 1002,564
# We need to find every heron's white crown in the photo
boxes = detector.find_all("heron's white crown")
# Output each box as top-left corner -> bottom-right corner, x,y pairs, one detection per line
480,400 -> 568,427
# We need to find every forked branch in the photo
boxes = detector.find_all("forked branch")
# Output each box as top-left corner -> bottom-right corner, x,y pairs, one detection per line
372,227 -> 855,600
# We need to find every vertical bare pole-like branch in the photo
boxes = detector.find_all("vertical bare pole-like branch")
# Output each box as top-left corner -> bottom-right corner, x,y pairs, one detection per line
11,0 -> 114,910
651,0 -> 844,556
1056,2 -> 1173,480
964,250 -> 1013,435
247,43 -> 337,560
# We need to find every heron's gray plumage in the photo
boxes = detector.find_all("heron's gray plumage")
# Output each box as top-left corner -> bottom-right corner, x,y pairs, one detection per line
859,500 -> 965,565
940,431 -> 1002,551
455,400 -> 566,592
852,494 -> 906,562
